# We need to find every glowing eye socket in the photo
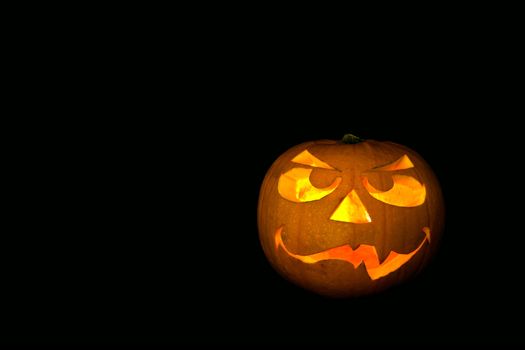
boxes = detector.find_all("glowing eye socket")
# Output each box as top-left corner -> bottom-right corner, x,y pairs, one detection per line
362,175 -> 426,207
278,168 -> 341,202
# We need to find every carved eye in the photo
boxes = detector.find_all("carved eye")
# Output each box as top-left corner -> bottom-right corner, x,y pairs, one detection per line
290,150 -> 336,170
278,168 -> 342,203
362,175 -> 426,207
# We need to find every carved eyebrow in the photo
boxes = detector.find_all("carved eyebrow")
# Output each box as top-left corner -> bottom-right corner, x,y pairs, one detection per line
291,150 -> 336,170
372,154 -> 414,171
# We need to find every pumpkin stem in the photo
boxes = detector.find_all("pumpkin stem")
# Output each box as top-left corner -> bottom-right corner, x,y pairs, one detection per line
341,134 -> 364,144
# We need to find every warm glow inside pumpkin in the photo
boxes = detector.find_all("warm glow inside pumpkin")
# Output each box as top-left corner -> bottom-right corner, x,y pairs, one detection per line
274,226 -> 431,281
257,135 -> 445,298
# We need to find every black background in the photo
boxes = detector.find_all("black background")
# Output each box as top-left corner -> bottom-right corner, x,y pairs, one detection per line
4,13 -> 524,347
8,100 -> 524,347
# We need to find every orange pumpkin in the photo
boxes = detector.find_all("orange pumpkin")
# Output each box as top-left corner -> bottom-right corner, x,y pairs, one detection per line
257,134 -> 445,297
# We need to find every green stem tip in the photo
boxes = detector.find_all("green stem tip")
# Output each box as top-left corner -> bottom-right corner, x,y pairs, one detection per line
341,133 -> 364,144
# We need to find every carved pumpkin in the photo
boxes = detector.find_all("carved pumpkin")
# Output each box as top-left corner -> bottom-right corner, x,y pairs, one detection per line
257,134 -> 445,297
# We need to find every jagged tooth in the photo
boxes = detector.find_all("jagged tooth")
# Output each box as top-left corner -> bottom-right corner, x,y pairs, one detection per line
375,245 -> 391,265
346,241 -> 361,251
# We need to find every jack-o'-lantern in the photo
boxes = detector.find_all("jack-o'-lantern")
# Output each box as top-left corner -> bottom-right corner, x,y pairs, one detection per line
257,134 -> 445,298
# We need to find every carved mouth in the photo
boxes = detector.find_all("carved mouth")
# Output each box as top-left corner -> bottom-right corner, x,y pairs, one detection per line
275,226 -> 431,280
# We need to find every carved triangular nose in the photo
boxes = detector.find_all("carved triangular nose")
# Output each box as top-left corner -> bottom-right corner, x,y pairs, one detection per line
330,190 -> 371,223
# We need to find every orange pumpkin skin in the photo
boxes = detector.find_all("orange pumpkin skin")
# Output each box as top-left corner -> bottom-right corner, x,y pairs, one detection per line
257,138 -> 445,298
